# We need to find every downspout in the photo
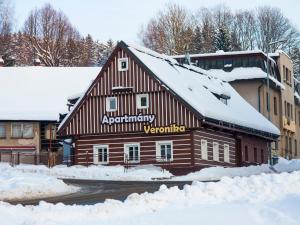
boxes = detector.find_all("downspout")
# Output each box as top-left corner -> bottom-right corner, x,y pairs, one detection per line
258,81 -> 264,113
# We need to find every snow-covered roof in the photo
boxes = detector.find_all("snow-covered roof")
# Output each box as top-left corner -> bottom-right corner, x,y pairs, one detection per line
126,43 -> 280,136
208,67 -> 285,90
0,67 -> 100,121
172,49 -> 277,64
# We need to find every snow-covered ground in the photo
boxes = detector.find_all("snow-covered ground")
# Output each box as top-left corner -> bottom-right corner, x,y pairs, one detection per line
1,171 -> 300,225
0,163 -> 173,181
0,157 -> 299,202
0,164 -> 78,201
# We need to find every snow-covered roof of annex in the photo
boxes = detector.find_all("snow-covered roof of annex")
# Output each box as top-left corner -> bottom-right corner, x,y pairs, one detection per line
208,67 -> 285,90
172,49 -> 277,63
126,42 -> 280,136
0,67 -> 100,121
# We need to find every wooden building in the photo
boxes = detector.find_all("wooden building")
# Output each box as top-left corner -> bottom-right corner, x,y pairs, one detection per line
58,41 -> 280,174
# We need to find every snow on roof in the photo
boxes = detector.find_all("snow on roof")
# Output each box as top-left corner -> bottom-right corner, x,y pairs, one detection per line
208,67 -> 285,90
0,67 -> 100,121
126,43 -> 280,136
172,49 -> 277,63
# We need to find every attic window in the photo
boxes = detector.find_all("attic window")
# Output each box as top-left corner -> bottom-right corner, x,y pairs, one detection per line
213,93 -> 230,105
112,86 -> 133,92
118,58 -> 128,71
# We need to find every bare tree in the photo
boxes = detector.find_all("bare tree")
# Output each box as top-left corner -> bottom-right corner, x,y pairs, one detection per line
140,3 -> 195,55
255,6 -> 299,52
0,0 -> 13,61
23,4 -> 79,66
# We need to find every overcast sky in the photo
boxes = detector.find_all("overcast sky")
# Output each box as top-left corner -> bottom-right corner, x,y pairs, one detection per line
12,0 -> 300,43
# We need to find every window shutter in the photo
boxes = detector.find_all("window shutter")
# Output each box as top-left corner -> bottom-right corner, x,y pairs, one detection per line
201,139 -> 208,160
224,144 -> 230,163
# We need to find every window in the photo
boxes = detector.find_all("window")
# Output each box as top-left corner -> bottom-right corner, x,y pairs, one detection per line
156,141 -> 173,161
118,58 -> 128,71
295,140 -> 297,157
266,92 -> 269,112
224,144 -> 230,163
0,123 -> 6,138
274,97 -> 277,115
93,145 -> 109,164
136,94 -> 149,109
254,148 -> 257,162
261,149 -> 264,163
283,65 -> 286,81
45,124 -> 57,140
213,142 -> 219,161
11,123 -> 33,138
201,139 -> 208,160
244,146 -> 248,161
298,111 -> 300,126
124,143 -> 140,163
106,97 -> 117,112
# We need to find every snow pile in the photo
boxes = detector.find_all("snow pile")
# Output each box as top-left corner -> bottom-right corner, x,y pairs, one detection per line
1,163 -> 173,181
1,172 -> 300,225
274,157 -> 300,173
175,158 -> 300,181
0,163 -> 78,201
174,164 -> 272,181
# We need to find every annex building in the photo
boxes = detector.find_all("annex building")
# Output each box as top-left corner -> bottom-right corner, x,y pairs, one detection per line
174,50 -> 300,159
0,66 -> 99,163
58,41 -> 279,174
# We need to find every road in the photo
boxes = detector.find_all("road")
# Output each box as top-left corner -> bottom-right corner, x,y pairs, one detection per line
9,179 -> 197,206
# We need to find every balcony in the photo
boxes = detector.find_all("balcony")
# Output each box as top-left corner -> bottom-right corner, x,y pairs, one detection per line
282,116 -> 296,133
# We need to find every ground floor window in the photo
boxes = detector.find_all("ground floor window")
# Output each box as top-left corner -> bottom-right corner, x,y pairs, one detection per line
156,141 -> 173,161
93,145 -> 109,164
213,142 -> 219,161
201,139 -> 208,160
0,123 -> 6,138
124,143 -> 140,163
224,144 -> 230,163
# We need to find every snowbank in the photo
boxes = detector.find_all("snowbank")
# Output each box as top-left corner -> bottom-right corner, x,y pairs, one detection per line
0,164 -> 78,201
274,157 -> 300,173
0,163 -> 173,181
1,172 -> 300,225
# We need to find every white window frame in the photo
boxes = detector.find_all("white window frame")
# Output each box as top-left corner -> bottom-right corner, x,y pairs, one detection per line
118,58 -> 128,71
213,142 -> 219,161
106,97 -> 117,112
201,139 -> 208,160
93,145 -> 109,165
124,143 -> 140,163
156,140 -> 173,162
136,94 -> 149,109
0,123 -> 6,138
224,144 -> 230,163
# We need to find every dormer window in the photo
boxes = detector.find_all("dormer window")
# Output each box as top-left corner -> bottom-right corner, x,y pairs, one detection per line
118,58 -> 128,71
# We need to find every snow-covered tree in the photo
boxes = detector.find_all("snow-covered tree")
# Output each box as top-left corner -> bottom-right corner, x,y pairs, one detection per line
215,26 -> 231,52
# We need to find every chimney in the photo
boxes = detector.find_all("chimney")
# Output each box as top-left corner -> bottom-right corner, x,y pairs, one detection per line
34,58 -> 41,66
0,57 -> 4,67
184,45 -> 191,65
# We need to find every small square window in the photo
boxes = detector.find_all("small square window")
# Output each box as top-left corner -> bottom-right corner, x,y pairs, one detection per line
124,143 -> 140,163
12,123 -> 22,138
93,145 -> 109,164
118,58 -> 128,71
137,94 -> 149,109
106,97 -> 117,112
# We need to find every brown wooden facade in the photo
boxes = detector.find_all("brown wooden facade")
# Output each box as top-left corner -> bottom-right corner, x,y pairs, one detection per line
59,42 -> 274,174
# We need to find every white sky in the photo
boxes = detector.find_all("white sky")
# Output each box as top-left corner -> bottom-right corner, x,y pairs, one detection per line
12,0 -> 300,43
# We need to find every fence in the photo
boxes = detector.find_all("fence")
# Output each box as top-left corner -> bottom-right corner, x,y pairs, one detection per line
0,151 -> 63,167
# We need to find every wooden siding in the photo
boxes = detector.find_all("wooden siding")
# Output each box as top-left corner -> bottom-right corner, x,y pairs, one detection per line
61,47 -> 201,136
75,132 -> 192,167
240,135 -> 268,164
193,129 -> 237,167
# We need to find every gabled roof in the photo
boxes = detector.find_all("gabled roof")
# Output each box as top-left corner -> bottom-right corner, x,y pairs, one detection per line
125,42 -> 279,137
0,67 -> 100,121
58,41 -> 280,138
